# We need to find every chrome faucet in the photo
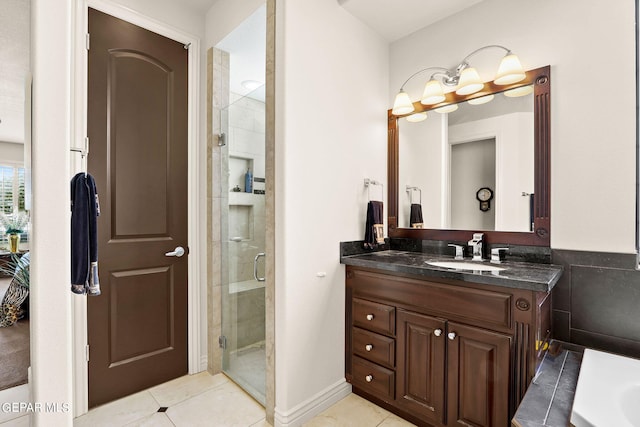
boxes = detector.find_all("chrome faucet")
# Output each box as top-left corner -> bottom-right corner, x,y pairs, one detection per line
468,233 -> 484,261
448,244 -> 465,260
491,247 -> 509,264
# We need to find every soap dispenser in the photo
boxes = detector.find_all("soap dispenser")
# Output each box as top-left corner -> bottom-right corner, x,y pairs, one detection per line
244,168 -> 253,193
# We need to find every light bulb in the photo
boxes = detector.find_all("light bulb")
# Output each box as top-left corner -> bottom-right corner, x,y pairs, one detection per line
456,67 -> 484,96
494,54 -> 526,85
392,90 -> 415,115
421,79 -> 445,105
406,112 -> 427,122
468,94 -> 494,105
434,104 -> 459,114
504,85 -> 533,97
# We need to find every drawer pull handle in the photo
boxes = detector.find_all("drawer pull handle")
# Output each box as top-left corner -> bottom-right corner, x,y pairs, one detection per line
365,344 -> 373,351
434,329 -> 442,337
366,314 -> 374,321
448,332 -> 457,341
365,375 -> 373,383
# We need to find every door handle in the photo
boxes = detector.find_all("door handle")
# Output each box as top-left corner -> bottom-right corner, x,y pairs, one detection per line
165,246 -> 185,257
254,252 -> 266,282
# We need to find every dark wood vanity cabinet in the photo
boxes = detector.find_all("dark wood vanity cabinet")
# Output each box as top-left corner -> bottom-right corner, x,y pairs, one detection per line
345,266 -> 551,427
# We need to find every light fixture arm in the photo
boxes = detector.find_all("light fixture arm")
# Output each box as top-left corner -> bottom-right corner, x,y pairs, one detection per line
460,44 -> 511,64
398,66 -> 449,90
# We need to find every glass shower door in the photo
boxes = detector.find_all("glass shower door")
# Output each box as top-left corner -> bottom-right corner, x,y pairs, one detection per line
220,86 -> 266,404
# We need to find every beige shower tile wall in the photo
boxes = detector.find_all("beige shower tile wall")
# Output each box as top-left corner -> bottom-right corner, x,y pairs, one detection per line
264,0 -> 275,422
207,47 -> 230,374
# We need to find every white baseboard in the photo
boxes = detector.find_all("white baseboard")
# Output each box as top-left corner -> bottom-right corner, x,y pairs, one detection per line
273,379 -> 352,427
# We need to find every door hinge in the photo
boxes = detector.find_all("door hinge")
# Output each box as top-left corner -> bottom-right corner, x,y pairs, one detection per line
85,344 -> 90,362
86,33 -> 90,50
218,336 -> 227,350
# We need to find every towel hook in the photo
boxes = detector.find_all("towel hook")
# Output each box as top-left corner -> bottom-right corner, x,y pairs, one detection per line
71,137 -> 90,176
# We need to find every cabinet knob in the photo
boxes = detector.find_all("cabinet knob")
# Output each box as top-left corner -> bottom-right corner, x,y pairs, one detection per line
365,344 -> 373,352
448,332 -> 457,340
365,375 -> 373,383
433,329 -> 442,337
366,314 -> 374,321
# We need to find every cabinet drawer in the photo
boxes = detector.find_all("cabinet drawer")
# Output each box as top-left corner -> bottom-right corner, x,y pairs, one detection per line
353,298 -> 395,335
352,356 -> 395,400
353,327 -> 395,368
351,269 -> 512,331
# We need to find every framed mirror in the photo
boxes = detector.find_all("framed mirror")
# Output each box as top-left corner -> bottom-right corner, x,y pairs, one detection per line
388,66 -> 550,246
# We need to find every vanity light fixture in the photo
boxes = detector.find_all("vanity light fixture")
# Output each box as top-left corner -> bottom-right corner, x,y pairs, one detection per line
434,104 -> 458,114
504,84 -> 533,97
391,45 -> 526,115
405,112 -> 427,122
467,94 -> 494,105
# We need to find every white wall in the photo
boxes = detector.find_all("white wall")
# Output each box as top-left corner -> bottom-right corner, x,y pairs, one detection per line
398,114 -> 446,228
390,0 -> 636,253
31,0 -> 74,424
108,0 -> 205,37
274,0 -> 388,421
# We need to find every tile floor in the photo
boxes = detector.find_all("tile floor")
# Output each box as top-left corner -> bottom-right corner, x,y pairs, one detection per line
0,372 -> 417,426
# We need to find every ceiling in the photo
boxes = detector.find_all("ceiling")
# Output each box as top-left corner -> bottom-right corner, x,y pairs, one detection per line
338,0 -> 483,42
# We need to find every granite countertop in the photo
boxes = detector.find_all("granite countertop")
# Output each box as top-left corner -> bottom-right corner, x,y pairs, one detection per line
340,250 -> 563,292
512,341 -> 584,427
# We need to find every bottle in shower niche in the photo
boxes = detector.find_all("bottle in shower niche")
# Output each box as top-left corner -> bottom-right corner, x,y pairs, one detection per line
245,168 -> 253,193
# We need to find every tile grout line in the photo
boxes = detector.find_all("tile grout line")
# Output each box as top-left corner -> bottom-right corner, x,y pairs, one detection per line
148,374 -> 231,410
542,351 -> 569,426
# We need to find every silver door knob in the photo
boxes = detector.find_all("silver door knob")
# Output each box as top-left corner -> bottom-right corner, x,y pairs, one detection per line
365,375 -> 373,383
434,329 -> 442,337
448,332 -> 457,340
366,314 -> 374,321
365,344 -> 373,352
165,246 -> 185,257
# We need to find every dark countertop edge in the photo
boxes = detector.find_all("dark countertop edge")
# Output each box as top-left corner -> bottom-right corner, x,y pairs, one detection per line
341,251 -> 563,293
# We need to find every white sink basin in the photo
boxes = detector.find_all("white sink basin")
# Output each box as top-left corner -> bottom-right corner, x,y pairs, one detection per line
572,349 -> 640,427
426,261 -> 505,272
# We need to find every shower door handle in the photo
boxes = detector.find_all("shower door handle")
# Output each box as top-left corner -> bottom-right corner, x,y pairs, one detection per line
254,253 -> 266,282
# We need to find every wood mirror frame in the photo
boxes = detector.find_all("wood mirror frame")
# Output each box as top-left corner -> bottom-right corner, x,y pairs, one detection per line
387,65 -> 550,246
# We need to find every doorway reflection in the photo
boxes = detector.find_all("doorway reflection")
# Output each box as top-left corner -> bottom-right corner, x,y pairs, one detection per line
0,0 -> 31,392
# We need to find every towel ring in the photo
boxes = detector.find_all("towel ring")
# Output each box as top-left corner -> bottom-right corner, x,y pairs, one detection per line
406,185 -> 422,205
364,178 -> 384,202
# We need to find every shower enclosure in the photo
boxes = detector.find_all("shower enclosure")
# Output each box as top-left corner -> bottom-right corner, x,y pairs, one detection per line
220,85 -> 266,404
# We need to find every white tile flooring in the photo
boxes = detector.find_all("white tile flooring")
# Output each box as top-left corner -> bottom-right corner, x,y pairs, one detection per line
0,372 -> 417,426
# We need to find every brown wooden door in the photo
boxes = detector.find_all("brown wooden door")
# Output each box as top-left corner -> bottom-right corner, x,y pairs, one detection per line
396,310 -> 446,425
86,8 -> 189,407
446,322 -> 510,427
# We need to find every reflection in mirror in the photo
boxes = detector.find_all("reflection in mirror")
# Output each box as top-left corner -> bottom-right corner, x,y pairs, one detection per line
0,0 -> 31,392
398,90 -> 533,232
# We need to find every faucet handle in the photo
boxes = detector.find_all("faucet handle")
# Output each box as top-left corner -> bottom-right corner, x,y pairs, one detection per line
448,244 -> 465,260
490,247 -> 509,263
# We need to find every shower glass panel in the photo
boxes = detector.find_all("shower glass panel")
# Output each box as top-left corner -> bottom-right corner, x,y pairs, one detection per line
221,85 -> 266,405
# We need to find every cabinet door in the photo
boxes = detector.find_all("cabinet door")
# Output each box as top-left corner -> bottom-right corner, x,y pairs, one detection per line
447,322 -> 510,427
396,310 -> 446,425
